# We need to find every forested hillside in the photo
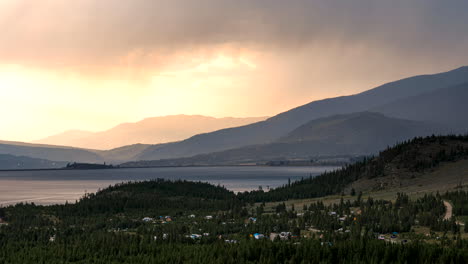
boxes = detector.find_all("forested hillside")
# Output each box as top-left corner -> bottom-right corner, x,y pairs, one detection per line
68,179 -> 243,216
240,135 -> 468,202
2,177 -> 468,263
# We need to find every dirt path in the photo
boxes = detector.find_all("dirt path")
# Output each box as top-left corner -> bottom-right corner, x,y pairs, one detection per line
443,200 -> 453,220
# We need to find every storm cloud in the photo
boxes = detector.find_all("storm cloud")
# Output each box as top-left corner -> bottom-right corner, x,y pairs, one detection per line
1,0 -> 468,142
1,0 -> 468,68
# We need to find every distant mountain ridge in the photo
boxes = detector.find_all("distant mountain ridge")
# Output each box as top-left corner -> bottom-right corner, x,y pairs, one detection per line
0,139 -> 154,165
135,66 -> 468,161
0,141 -> 105,164
33,115 -> 268,150
122,112 -> 443,166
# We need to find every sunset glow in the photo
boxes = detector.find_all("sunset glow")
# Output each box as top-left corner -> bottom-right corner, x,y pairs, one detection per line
1,0 -> 468,142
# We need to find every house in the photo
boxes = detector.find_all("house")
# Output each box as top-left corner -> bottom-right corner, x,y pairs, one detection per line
142,217 -> 153,222
279,232 -> 292,240
190,234 -> 202,239
270,233 -> 279,241
253,233 -> 265,239
245,217 -> 257,224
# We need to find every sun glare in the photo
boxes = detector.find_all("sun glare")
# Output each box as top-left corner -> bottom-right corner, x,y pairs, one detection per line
0,52 -> 260,141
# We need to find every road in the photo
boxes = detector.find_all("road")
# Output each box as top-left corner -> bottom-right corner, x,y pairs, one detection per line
443,200 -> 453,220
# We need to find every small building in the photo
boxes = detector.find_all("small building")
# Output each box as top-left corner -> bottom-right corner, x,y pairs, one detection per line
190,234 -> 202,239
279,232 -> 292,240
270,233 -> 279,241
253,233 -> 265,239
142,217 -> 153,222
189,214 -> 196,218
205,215 -> 213,220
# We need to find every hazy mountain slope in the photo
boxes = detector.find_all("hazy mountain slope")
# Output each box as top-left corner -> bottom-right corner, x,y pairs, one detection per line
137,66 -> 468,161
0,140 -> 154,166
278,112 -> 444,146
0,154 -> 67,170
373,82 -> 468,133
123,112 -> 443,166
96,144 -> 152,161
0,140 -> 78,149
34,115 -> 267,150
32,130 -> 94,147
0,141 -> 104,163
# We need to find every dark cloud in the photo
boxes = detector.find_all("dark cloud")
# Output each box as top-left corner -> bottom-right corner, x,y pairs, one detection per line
1,0 -> 468,68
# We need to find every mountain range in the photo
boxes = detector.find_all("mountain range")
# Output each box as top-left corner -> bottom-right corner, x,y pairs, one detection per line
33,115 -> 268,150
0,66 -> 467,168
133,66 -> 468,161
121,112 -> 444,166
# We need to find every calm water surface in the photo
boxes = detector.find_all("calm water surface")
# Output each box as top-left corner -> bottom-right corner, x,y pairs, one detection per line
0,166 -> 337,205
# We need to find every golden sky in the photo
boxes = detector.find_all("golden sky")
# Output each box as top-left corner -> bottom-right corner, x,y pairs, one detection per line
1,0 -> 468,141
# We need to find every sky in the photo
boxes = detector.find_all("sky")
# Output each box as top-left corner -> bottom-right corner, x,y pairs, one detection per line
1,0 -> 468,142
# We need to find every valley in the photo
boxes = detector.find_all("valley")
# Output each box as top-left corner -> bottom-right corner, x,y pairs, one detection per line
1,135 -> 468,263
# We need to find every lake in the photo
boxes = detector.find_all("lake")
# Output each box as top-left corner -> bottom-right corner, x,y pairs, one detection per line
0,166 -> 337,206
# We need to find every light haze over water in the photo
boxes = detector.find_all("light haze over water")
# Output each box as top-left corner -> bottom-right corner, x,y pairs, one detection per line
0,166 -> 336,206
